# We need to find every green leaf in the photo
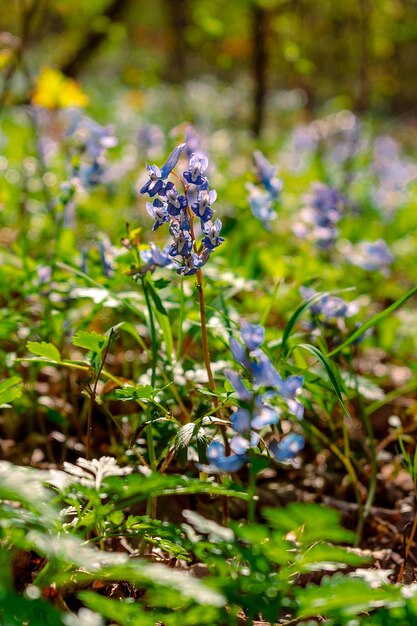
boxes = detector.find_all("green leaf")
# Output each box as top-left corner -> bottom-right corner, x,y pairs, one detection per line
296,574 -> 399,618
0,377 -> 23,406
72,330 -> 107,354
115,385 -> 155,402
280,290 -> 330,356
153,277 -> 171,290
27,341 -> 61,362
105,472 -> 248,510
263,503 -> 356,545
146,276 -> 169,317
295,343 -> 351,419
157,308 -> 174,360
80,592 -> 155,626
297,543 -> 368,570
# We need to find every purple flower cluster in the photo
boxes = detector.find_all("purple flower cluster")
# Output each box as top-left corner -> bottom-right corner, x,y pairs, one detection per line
198,321 -> 304,474
300,287 -> 359,322
66,113 -> 117,189
247,151 -> 283,230
139,144 -> 224,276
348,239 -> 393,272
293,183 -> 345,249
372,136 -> 417,219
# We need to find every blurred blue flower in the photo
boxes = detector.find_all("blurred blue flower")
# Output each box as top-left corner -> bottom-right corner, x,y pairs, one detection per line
246,151 -> 282,230
224,368 -> 252,402
230,337 -> 251,369
197,440 -> 247,474
250,351 -> 281,388
137,124 -> 165,154
300,286 -> 359,321
140,243 -> 173,274
269,433 -> 304,463
349,239 -> 393,271
240,320 -> 265,351
231,408 -> 251,433
253,150 -> 283,199
230,432 -> 260,455
251,405 -> 280,430
247,186 -> 276,231
293,183 -> 345,249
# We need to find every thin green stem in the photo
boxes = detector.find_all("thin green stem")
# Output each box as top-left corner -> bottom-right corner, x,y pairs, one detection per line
247,453 -> 257,524
176,277 -> 185,361
141,276 -> 157,388
141,276 -> 158,522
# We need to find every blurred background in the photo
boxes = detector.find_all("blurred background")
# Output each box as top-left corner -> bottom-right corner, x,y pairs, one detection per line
2,0 -> 417,135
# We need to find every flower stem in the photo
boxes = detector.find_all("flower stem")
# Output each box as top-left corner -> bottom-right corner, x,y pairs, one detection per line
247,452 -> 257,524
196,267 -> 230,453
141,276 -> 158,520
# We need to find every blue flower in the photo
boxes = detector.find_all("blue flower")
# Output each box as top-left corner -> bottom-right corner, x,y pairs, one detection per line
139,139 -> 223,278
176,253 -> 203,276
247,186 -> 276,231
286,398 -> 304,420
249,352 -> 304,418
275,374 -> 304,400
137,124 -> 165,153
202,219 -> 224,250
140,143 -> 186,197
269,433 -> 304,463
230,432 -> 260,455
240,320 -> 265,351
300,286 -> 359,321
140,164 -> 166,197
197,440 -> 247,474
224,368 -> 252,402
251,405 -> 280,430
191,188 -> 217,222
231,408 -> 252,433
250,351 -> 282,388
231,400 -> 279,433
140,243 -> 173,274
146,198 -> 169,230
183,153 -> 208,186
293,183 -> 345,249
230,338 -> 250,369
253,150 -> 283,199
349,239 -> 393,271
169,226 -> 193,257
164,182 -> 188,216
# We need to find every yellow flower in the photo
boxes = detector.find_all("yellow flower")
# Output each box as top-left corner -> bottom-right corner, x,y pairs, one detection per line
31,67 -> 89,109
